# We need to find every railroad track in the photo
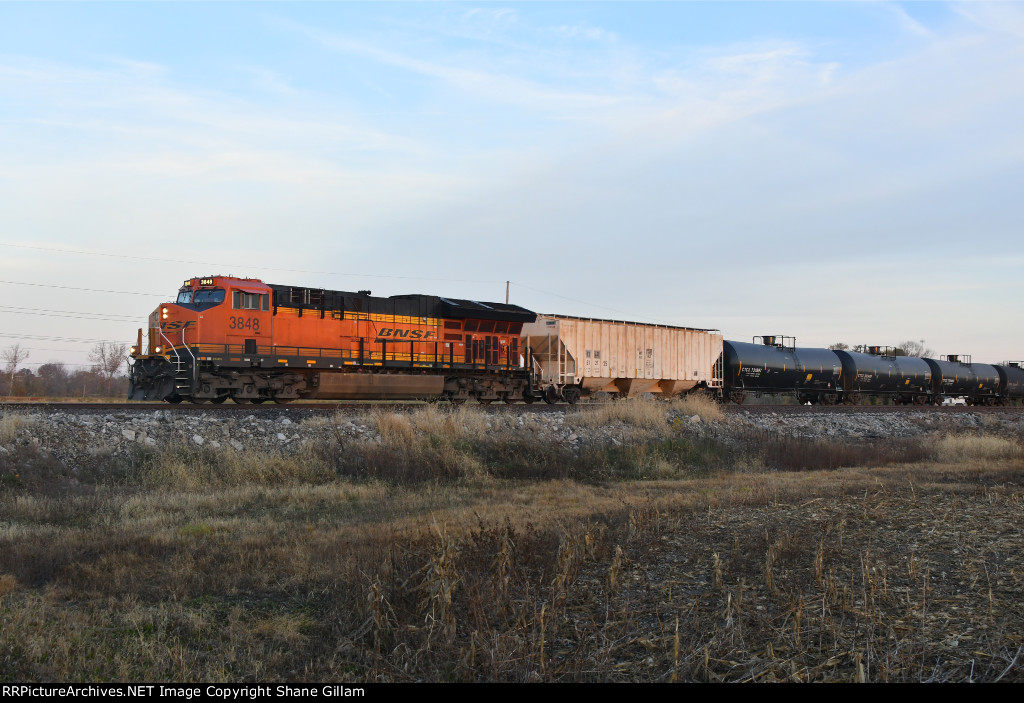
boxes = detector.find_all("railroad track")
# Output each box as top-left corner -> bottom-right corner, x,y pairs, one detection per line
3,400 -> 1023,416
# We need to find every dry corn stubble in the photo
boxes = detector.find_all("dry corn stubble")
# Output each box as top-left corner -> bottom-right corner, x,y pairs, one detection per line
0,404 -> 1022,681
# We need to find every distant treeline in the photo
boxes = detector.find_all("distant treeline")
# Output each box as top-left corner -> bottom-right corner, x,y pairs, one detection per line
1,363 -> 129,398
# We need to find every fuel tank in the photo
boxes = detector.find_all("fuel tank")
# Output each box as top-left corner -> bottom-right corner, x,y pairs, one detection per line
723,339 -> 842,401
995,363 -> 1024,402
832,350 -> 931,401
924,356 -> 999,403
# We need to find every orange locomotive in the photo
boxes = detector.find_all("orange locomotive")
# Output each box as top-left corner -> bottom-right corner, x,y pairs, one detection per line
128,276 -> 536,403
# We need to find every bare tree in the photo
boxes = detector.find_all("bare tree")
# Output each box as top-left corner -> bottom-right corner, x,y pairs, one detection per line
90,342 -> 128,396
895,339 -> 934,358
2,343 -> 30,396
827,342 -> 849,351
37,362 -> 70,397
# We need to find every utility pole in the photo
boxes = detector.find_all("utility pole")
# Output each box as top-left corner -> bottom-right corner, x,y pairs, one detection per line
506,280 -> 509,304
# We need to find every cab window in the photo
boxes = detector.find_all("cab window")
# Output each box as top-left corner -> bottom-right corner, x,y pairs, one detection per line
194,290 -> 226,305
175,288 -> 224,309
233,291 -> 269,310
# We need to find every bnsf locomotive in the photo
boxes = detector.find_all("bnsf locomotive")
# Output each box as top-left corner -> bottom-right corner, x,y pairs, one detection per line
129,276 -> 536,404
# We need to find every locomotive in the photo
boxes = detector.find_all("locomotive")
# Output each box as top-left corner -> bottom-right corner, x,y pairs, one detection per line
129,275 -> 537,404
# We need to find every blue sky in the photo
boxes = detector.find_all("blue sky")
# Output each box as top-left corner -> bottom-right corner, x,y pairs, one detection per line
2,1 -> 1023,371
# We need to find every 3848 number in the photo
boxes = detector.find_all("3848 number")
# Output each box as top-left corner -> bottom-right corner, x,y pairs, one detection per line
229,316 -> 260,333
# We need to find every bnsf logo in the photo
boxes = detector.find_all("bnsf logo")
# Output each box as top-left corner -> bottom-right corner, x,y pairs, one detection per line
376,328 -> 437,339
160,321 -> 197,331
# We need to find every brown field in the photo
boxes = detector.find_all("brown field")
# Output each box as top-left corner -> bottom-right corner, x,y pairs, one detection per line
1,399 -> 1022,682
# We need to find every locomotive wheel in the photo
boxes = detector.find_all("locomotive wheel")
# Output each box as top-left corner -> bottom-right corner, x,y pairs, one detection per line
211,395 -> 228,404
232,397 -> 253,405
166,394 -> 183,404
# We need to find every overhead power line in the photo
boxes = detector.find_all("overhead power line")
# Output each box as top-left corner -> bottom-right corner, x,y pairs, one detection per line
0,305 -> 140,322
0,279 -> 165,297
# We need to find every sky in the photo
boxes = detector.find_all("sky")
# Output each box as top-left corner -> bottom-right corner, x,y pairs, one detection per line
1,0 -> 1023,374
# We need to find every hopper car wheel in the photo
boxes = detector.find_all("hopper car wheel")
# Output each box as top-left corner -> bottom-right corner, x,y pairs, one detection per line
273,398 -> 295,404
523,394 -> 536,404
500,393 -> 512,404
451,398 -> 467,406
564,388 -> 581,405
544,386 -> 560,404
478,398 -> 493,406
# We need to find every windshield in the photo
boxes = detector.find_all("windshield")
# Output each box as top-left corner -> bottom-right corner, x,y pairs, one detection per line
174,288 -> 225,309
194,290 -> 225,304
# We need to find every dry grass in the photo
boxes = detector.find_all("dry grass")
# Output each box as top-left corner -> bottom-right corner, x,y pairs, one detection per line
572,397 -> 672,433
1,409 -> 1022,682
671,392 -> 726,422
930,433 -> 1023,463
0,411 -> 31,444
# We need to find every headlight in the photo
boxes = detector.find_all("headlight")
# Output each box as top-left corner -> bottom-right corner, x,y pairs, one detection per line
162,307 -> 169,320
154,346 -> 162,354
130,346 -> 137,355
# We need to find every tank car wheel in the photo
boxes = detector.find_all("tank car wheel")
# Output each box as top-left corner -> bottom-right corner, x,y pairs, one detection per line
166,394 -> 183,404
